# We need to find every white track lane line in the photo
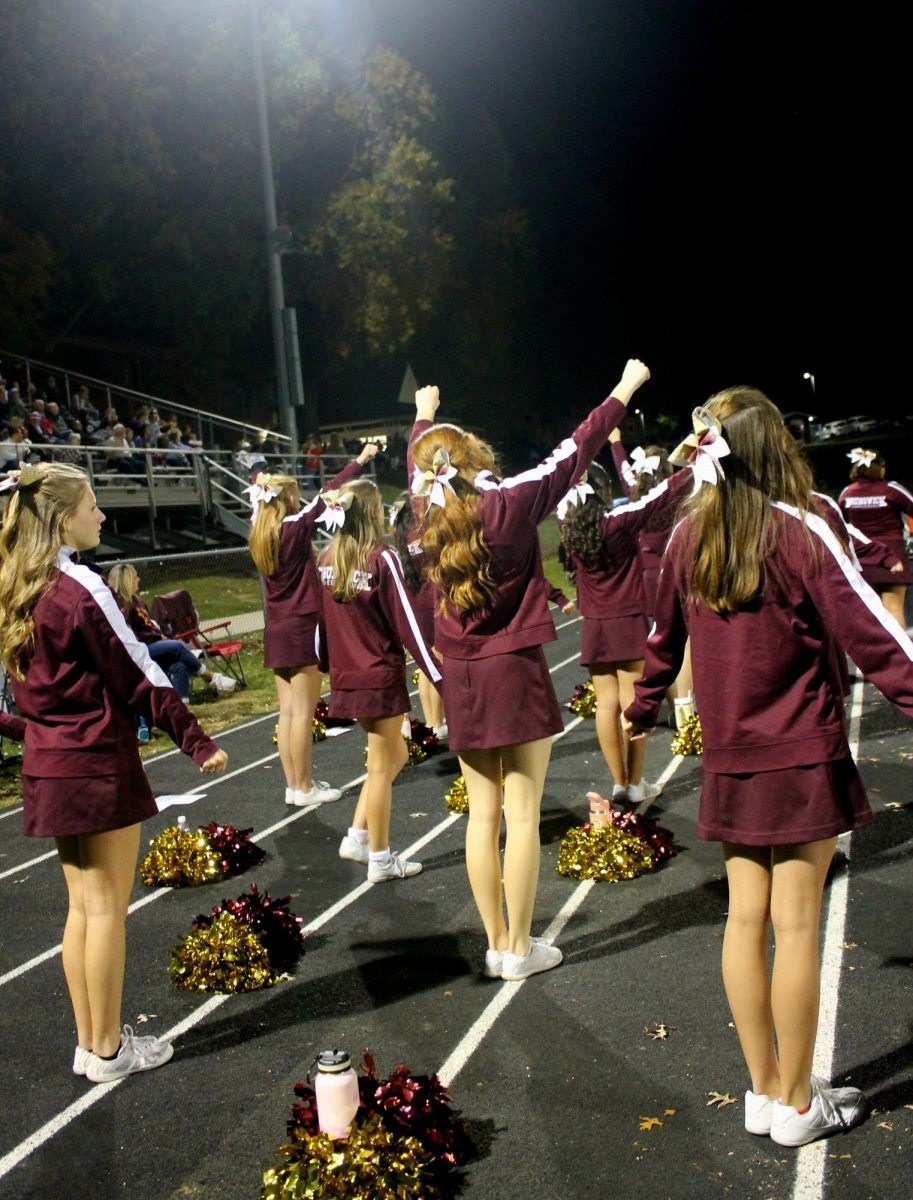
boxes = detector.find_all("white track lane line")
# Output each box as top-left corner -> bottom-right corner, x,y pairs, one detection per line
791,675 -> 865,1199
0,669 -> 591,1177
437,749 -> 685,1089
0,806 -> 23,820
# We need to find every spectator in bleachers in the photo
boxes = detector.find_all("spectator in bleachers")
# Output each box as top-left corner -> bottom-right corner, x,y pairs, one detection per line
25,410 -> 50,445
0,423 -> 30,471
7,384 -> 27,420
302,433 -> 322,489
104,424 -> 145,474
45,401 -> 70,443
52,432 -> 84,465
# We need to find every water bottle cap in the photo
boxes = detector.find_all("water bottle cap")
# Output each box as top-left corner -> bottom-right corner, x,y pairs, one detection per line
177,815 -> 187,829
316,1049 -> 351,1073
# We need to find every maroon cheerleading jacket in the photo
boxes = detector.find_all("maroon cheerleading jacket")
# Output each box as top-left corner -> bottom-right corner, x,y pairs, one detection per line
813,491 -> 899,575
11,550 -> 218,777
317,544 -> 442,691
261,459 -> 364,622
411,395 -> 629,660
610,440 -> 681,609
562,470 -> 693,620
838,478 -> 913,543
625,504 -> 913,773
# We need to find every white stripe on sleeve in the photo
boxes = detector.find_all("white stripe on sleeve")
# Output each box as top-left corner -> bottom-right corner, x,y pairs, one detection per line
60,558 -> 174,688
773,501 -> 913,660
497,437 -> 578,491
887,480 -> 913,506
380,549 -> 442,682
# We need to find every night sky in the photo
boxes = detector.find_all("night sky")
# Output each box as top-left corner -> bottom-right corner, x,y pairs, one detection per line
314,0 -> 889,420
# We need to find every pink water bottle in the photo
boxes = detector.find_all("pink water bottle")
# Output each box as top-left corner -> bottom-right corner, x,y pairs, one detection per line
314,1049 -> 360,1138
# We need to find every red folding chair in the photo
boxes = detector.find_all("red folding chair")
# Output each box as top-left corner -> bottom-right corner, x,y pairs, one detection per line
150,588 -> 247,688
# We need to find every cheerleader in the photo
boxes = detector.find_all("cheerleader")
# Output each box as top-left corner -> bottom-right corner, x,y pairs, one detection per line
317,478 -> 441,883
0,463 -> 227,1082
559,459 -> 691,805
625,392 -> 913,1146
248,443 -> 378,807
411,361 -> 651,980
838,449 -> 913,626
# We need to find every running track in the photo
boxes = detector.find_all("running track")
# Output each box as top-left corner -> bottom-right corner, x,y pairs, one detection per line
0,616 -> 911,1199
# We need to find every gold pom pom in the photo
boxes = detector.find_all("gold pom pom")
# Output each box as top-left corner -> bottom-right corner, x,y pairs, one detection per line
671,714 -> 703,756
168,911 -> 275,993
411,668 -> 420,686
568,679 -> 597,718
140,825 -> 221,887
444,775 -> 469,814
262,1113 -> 438,1200
272,722 -> 278,745
405,736 -> 426,766
312,718 -> 327,742
556,823 -> 655,881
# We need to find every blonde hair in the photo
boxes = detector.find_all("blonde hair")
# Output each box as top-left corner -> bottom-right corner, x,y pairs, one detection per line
412,423 -> 498,613
680,387 -> 817,614
323,478 -> 385,602
0,463 -> 90,676
106,562 -> 138,606
247,474 -> 300,576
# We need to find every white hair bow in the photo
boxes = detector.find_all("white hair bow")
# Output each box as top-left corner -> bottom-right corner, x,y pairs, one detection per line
669,407 -> 730,495
847,447 -> 877,467
556,477 -> 595,520
411,448 -> 458,508
630,446 -> 661,476
316,488 -> 355,532
243,473 -> 281,514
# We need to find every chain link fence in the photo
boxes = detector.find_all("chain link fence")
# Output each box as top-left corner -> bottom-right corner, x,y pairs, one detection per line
103,546 -> 265,635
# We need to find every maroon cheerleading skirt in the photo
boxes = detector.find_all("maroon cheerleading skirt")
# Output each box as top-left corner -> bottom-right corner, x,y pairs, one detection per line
440,645 -> 563,752
859,535 -> 913,589
580,614 -> 650,667
263,614 -> 320,670
697,757 -> 873,846
328,677 -> 411,722
23,766 -> 158,838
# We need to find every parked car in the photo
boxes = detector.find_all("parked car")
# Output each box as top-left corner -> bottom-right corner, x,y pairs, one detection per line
820,419 -> 854,440
845,415 -> 879,434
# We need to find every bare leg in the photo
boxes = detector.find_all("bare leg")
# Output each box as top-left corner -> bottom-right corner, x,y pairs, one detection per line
722,843 -> 780,1099
62,824 -> 143,1058
881,584 -> 907,627
357,715 -> 408,851
667,638 -> 694,703
501,738 -> 552,954
459,748 -> 508,952
56,836 -> 92,1050
617,658 -> 646,785
275,666 -> 323,791
590,665 -> 626,786
770,837 -> 837,1108
418,670 -> 445,729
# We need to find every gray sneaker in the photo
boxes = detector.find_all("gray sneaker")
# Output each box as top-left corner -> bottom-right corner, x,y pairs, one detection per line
770,1077 -> 866,1146
85,1025 -> 174,1083
367,851 -> 422,883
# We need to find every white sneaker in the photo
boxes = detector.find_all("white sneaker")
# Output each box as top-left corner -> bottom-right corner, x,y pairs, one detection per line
367,852 -> 422,883
84,1025 -> 174,1083
612,783 -> 629,803
626,779 -> 662,806
210,672 -> 237,694
484,937 -> 547,979
501,939 -> 563,980
73,1046 -> 92,1076
285,787 -> 296,806
294,781 -> 342,805
433,723 -> 449,741
745,1089 -> 775,1135
770,1077 -> 866,1147
339,834 -> 370,864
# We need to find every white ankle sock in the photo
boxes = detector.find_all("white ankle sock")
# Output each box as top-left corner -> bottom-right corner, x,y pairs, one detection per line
369,848 -> 391,865
348,828 -> 369,844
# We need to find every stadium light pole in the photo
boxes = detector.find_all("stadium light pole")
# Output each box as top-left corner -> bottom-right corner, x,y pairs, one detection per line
803,371 -> 816,400
247,0 -> 301,455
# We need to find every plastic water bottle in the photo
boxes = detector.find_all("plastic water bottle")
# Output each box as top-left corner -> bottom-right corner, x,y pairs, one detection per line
313,1049 -> 360,1138
137,716 -> 150,743
177,815 -> 187,832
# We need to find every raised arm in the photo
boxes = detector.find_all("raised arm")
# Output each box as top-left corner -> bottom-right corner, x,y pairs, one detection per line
495,359 -> 651,525
608,427 -> 635,498
600,467 -> 692,555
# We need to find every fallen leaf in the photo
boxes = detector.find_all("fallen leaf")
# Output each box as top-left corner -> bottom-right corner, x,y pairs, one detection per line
842,942 -> 858,950
639,1116 -> 663,1131
904,1105 -> 913,1111
828,1153 -> 852,1159
443,990 -> 453,997
136,1013 -> 157,1024
664,1108 -> 677,1117
707,1091 -> 738,1109
410,811 -> 428,818
645,1023 -> 671,1041
877,1121 -> 893,1131
884,802 -> 903,810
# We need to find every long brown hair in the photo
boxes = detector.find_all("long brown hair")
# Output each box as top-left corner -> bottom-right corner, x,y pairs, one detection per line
630,445 -> 672,501
0,463 -> 90,675
680,388 -> 817,613
323,478 -> 385,602
247,474 -> 299,576
560,462 -> 612,571
412,423 -> 498,612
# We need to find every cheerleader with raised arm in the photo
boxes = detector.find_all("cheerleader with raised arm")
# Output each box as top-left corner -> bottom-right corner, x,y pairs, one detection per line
248,443 -> 379,807
411,362 -> 650,980
838,449 -> 913,627
559,457 -> 691,806
317,479 -> 441,883
625,392 -> 913,1147
0,464 -> 227,1083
